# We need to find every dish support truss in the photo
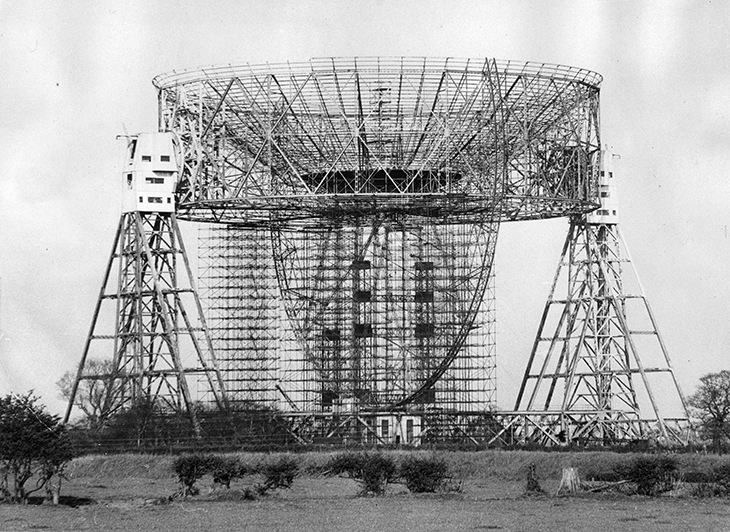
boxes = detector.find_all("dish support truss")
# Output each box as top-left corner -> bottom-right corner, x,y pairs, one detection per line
508,215 -> 692,446
147,56 -> 601,443
63,212 -> 228,432
154,57 -> 602,225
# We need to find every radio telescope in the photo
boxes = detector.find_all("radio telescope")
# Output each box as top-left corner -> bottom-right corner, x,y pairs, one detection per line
65,57 -> 687,445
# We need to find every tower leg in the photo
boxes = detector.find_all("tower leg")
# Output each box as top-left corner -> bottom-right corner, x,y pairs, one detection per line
64,212 -> 228,435
513,215 -> 691,445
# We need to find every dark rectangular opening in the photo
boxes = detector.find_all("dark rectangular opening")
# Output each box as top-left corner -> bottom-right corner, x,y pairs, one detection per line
413,388 -> 436,403
352,260 -> 371,270
414,290 -> 433,303
415,323 -> 435,338
323,328 -> 341,341
353,323 -> 373,338
353,290 -> 371,302
321,390 -> 339,408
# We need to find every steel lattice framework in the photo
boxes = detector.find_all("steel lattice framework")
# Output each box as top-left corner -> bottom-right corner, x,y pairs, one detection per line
154,57 -> 601,225
64,212 -> 228,431
510,215 -> 691,445
63,57 -> 694,447
66,57 -> 609,445
197,225 -> 281,409
150,57 -> 602,441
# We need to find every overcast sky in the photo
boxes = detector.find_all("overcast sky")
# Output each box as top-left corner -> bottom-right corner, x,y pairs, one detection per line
1,0 -> 728,416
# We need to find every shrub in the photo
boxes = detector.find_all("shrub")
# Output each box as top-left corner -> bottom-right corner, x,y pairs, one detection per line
358,453 -> 397,495
326,452 -> 364,476
619,456 -> 679,496
207,455 -> 244,489
577,454 -> 625,482
326,452 -> 397,496
711,462 -> 730,495
172,454 -> 209,497
399,455 -> 449,493
691,482 -> 725,498
261,456 -> 298,491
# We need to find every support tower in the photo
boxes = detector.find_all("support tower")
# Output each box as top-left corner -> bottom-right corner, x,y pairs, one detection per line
510,151 -> 691,445
64,133 -> 227,431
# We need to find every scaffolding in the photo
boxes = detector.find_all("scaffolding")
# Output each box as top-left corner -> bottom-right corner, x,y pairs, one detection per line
198,219 -> 497,442
198,225 -> 280,409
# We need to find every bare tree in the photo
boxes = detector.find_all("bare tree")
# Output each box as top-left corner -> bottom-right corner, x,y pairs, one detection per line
57,359 -> 121,431
688,370 -> 730,454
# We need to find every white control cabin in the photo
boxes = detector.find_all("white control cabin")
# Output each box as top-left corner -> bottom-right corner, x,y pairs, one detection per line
375,415 -> 422,446
122,132 -> 178,213
587,148 -> 619,224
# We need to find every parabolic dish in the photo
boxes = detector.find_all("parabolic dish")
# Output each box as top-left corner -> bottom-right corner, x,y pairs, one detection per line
154,57 -> 602,226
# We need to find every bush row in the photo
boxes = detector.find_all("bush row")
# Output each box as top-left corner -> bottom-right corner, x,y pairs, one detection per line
326,452 -> 456,495
554,455 -> 730,497
172,454 -> 298,497
67,449 -> 730,482
172,452 -> 453,497
176,453 -> 730,499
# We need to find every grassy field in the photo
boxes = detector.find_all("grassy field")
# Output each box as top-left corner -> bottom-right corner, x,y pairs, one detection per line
3,451 -> 730,531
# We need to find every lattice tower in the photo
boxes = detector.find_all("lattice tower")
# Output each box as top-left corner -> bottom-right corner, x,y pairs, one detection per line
512,154 -> 691,445
64,212 -> 227,431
